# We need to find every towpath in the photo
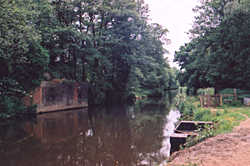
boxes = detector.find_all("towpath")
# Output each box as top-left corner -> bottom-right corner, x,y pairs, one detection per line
167,117 -> 250,166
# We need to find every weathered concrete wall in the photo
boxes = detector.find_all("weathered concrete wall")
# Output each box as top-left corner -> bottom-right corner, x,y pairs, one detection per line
24,80 -> 88,113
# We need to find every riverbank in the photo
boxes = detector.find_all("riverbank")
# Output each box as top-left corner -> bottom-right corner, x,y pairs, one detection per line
167,96 -> 250,166
167,115 -> 250,166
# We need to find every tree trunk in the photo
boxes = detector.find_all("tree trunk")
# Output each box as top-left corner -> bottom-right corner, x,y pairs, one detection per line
82,58 -> 86,82
73,54 -> 77,80
214,86 -> 220,94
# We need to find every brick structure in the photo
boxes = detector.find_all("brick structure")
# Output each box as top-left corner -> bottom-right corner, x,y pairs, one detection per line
24,79 -> 88,113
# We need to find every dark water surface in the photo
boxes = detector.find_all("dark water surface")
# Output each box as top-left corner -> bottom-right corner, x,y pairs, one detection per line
0,105 -> 180,166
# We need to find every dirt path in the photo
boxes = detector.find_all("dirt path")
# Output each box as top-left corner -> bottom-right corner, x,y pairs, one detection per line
167,118 -> 250,166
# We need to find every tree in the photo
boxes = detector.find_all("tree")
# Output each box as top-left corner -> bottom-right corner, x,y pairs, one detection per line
48,0 -> 174,104
0,0 -> 49,116
175,0 -> 250,93
0,0 -> 176,117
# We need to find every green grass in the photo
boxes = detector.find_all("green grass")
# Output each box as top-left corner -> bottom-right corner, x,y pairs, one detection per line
180,163 -> 198,166
237,107 -> 250,118
178,96 -> 250,148
198,105 -> 247,134
171,93 -> 250,166
165,162 -> 198,166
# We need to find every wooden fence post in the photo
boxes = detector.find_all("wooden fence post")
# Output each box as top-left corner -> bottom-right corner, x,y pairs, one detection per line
220,94 -> 223,106
200,96 -> 203,107
207,95 -> 210,107
234,88 -> 237,101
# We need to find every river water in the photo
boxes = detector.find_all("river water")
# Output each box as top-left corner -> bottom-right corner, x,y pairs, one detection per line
0,101 -> 180,166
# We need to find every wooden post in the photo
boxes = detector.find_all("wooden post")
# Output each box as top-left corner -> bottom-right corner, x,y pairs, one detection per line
200,96 -> 203,107
40,86 -> 43,106
73,83 -> 79,104
220,94 -> 223,106
207,95 -> 210,107
234,88 -> 237,101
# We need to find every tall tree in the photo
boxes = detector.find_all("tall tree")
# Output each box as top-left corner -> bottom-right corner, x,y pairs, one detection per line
175,0 -> 250,93
0,0 -> 49,116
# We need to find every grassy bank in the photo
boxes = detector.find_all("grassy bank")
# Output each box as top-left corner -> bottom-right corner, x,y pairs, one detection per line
177,95 -> 250,147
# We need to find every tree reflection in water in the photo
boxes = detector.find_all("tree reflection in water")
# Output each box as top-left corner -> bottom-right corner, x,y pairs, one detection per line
0,93 -> 179,166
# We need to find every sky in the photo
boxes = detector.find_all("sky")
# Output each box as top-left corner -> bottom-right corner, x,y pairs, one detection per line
144,0 -> 199,67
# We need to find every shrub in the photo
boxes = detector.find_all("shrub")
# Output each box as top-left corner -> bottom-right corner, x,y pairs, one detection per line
229,100 -> 242,107
194,109 -> 212,121
183,125 -> 215,148
0,96 -> 26,118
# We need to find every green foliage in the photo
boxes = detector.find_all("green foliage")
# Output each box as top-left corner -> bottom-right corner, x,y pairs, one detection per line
184,125 -> 215,148
0,96 -> 35,119
194,109 -> 212,121
0,0 -> 49,117
238,107 -> 250,118
197,88 -> 215,95
177,95 -> 198,120
0,0 -> 177,117
178,95 -> 249,149
180,163 -> 198,166
219,88 -> 250,101
45,0 -> 177,105
174,0 -> 250,92
179,96 -> 247,136
228,100 -> 242,107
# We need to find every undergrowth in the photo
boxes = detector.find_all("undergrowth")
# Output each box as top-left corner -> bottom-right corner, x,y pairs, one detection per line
177,95 -> 249,148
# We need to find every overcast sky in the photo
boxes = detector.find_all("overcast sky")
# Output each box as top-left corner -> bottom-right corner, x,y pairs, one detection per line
144,0 -> 199,67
